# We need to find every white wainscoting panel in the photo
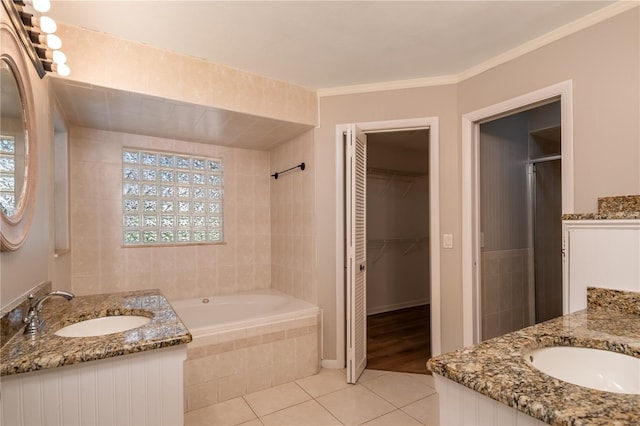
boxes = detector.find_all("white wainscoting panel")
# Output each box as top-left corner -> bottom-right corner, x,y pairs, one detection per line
434,374 -> 546,426
1,345 -> 186,426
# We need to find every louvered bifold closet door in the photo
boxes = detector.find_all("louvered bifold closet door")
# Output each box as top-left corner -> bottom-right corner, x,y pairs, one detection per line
346,124 -> 367,384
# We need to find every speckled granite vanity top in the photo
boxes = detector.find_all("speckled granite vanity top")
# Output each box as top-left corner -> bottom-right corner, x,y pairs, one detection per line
562,194 -> 640,220
1,289 -> 191,376
427,288 -> 640,425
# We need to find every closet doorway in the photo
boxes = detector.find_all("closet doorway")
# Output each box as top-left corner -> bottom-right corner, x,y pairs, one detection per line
365,129 -> 431,374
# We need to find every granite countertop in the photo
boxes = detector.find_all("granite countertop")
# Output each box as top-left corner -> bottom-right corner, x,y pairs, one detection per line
427,288 -> 640,425
562,194 -> 640,220
1,289 -> 192,376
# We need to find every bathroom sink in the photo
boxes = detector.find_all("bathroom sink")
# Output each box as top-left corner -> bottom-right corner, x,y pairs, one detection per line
55,315 -> 151,337
524,346 -> 640,394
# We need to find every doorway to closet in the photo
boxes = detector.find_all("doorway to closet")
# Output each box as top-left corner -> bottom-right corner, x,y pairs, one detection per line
478,101 -> 562,341
365,129 -> 431,374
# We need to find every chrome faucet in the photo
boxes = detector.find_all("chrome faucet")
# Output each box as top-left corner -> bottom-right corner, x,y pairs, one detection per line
23,291 -> 75,336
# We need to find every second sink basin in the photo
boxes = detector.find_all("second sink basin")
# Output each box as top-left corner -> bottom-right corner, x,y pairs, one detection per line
524,346 -> 640,394
55,315 -> 151,337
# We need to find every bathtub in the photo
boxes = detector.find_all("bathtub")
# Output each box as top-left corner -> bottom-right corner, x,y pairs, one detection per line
172,289 -> 321,412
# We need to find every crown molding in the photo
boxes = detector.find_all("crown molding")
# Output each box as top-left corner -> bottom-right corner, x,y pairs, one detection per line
318,1 -> 639,98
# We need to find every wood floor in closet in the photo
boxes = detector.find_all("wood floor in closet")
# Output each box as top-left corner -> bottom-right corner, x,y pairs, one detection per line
366,304 -> 431,374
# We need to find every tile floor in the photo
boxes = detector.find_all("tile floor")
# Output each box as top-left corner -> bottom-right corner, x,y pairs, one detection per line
185,368 -> 439,426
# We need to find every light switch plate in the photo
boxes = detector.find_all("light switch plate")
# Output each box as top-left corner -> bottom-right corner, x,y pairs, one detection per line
443,233 -> 453,249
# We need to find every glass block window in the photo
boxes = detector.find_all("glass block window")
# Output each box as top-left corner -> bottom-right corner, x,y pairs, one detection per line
0,136 -> 16,217
122,148 -> 223,246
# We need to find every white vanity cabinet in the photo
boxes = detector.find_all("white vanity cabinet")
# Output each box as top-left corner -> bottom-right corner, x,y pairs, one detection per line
563,219 -> 640,313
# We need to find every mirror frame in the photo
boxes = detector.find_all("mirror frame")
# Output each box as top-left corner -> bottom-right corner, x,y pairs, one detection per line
1,23 -> 38,251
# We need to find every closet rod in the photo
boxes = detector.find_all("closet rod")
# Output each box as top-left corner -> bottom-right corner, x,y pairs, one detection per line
271,162 -> 305,180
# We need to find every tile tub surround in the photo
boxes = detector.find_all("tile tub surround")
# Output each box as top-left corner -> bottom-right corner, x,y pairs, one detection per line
562,194 -> 640,220
1,289 -> 192,376
427,288 -> 640,425
184,313 -> 320,412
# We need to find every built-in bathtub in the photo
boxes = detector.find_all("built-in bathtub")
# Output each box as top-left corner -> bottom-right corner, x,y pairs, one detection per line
171,289 -> 320,412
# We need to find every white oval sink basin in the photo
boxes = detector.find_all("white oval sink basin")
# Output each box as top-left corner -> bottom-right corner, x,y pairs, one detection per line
525,346 -> 640,394
55,315 -> 151,337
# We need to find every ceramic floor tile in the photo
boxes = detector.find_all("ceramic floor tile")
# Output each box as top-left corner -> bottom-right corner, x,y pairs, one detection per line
361,409 -> 423,426
244,381 -> 311,417
358,369 -> 390,383
296,368 -> 350,398
362,372 -> 437,407
316,384 -> 395,425
401,393 -> 440,426
260,400 -> 343,426
238,419 -> 264,426
405,372 -> 436,389
184,397 -> 256,426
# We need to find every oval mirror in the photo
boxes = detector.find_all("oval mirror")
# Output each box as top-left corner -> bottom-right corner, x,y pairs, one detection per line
1,26 -> 38,251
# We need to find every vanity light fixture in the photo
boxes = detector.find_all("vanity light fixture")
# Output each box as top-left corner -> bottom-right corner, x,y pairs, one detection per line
1,0 -> 70,78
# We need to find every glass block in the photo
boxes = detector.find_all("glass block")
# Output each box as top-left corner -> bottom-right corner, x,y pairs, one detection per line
192,173 -> 204,185
142,184 -> 157,197
208,188 -> 221,199
123,167 -> 140,181
178,201 -> 190,212
160,185 -> 174,197
192,216 -> 205,227
0,157 -> 15,173
160,170 -> 174,182
0,139 -> 15,153
143,231 -> 158,243
193,202 -> 205,213
209,202 -> 221,213
161,215 -> 175,228
123,183 -> 139,196
142,169 -> 157,181
160,201 -> 174,212
0,194 -> 15,216
143,200 -> 157,212
161,230 -> 174,242
193,230 -> 206,242
177,230 -> 190,242
124,215 -> 139,228
178,216 -> 190,228
122,151 -> 139,164
0,175 -> 15,191
177,186 -> 190,198
124,199 -> 139,212
159,154 -> 173,167
141,152 -> 157,165
124,231 -> 140,244
208,160 -> 222,172
208,174 -> 222,186
176,156 -> 190,169
208,216 -> 221,228
143,215 -> 157,227
142,215 -> 158,228
192,159 -> 205,170
193,188 -> 205,198
177,172 -> 189,183
208,229 -> 222,242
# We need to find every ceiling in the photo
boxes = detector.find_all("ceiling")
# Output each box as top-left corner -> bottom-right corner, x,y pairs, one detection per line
45,1 -> 619,150
48,1 -> 615,89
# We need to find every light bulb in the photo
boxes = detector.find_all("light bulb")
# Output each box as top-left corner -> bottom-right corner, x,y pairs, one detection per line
52,50 -> 66,64
37,16 -> 56,34
46,34 -> 62,50
32,0 -> 50,12
54,63 -> 70,77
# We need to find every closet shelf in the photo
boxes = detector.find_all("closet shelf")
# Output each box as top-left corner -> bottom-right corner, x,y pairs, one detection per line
367,236 -> 428,262
367,167 -> 426,198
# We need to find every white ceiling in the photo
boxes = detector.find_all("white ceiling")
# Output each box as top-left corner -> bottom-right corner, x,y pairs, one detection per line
48,1 -> 615,90
46,1 -> 620,150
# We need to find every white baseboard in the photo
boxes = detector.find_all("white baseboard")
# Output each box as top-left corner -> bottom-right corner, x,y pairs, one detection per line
367,298 -> 430,316
321,359 -> 342,369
